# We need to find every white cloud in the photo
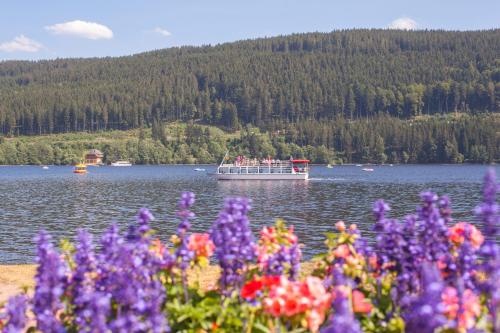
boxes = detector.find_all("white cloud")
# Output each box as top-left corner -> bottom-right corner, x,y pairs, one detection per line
45,20 -> 113,40
388,17 -> 418,30
0,35 -> 43,53
153,27 -> 172,37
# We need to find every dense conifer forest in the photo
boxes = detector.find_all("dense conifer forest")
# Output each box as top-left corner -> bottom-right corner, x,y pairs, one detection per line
0,29 -> 499,164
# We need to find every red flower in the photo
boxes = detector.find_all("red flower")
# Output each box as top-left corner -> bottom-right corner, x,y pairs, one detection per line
262,275 -> 281,288
241,279 -> 264,299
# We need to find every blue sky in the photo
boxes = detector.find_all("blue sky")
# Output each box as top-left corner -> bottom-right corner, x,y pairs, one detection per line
1,0 -> 499,61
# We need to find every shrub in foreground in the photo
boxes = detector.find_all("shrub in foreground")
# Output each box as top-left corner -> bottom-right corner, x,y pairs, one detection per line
0,170 -> 499,332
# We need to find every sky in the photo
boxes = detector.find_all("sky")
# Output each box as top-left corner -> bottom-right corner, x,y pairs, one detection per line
0,0 -> 499,61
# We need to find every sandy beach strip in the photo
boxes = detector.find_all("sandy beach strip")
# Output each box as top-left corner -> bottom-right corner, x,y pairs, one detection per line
0,262 -> 315,304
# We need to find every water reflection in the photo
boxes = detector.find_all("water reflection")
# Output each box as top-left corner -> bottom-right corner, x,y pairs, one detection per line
0,164 -> 497,263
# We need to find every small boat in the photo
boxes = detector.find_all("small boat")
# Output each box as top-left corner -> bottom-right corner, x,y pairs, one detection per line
194,168 -> 206,172
326,164 -> 334,169
42,166 -> 49,170
111,161 -> 132,167
215,152 -> 309,180
362,168 -> 374,172
355,164 -> 363,167
73,164 -> 87,174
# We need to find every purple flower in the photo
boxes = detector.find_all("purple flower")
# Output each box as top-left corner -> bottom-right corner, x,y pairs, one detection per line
373,201 -> 421,297
417,191 -> 451,262
321,287 -> 361,333
372,199 -> 390,221
1,294 -> 28,333
476,169 -> 500,331
70,230 -> 112,332
33,231 -> 67,333
403,263 -> 447,333
475,168 -> 499,239
178,191 -> 195,210
172,192 -> 196,302
210,197 -> 256,296
94,211 -> 168,332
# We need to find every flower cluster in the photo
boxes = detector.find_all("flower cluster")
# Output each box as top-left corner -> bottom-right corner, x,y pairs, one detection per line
0,294 -> 29,333
262,276 -> 331,332
188,233 -> 215,260
256,219 -> 301,279
0,169 -> 498,333
210,197 -> 256,295
449,222 -> 484,250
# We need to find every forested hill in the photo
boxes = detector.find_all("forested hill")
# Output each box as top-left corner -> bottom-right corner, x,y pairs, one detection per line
0,29 -> 499,136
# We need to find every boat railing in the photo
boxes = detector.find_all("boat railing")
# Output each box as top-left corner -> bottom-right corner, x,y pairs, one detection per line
217,165 -> 307,175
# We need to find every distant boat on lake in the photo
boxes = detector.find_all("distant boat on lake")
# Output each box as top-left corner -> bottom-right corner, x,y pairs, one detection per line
362,168 -> 374,172
355,164 -> 363,167
326,164 -> 334,169
215,152 -> 309,180
111,161 -> 132,167
194,168 -> 206,172
42,166 -> 49,170
73,164 -> 87,174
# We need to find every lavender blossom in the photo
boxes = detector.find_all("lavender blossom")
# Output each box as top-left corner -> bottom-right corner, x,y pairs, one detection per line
174,192 -> 196,270
418,191 -> 451,262
1,294 -> 28,333
210,197 -> 256,296
403,263 -> 447,333
320,287 -> 362,333
475,168 -> 499,239
95,210 -> 168,332
71,230 -> 111,332
373,201 -> 421,297
453,227 -> 477,289
174,192 -> 196,302
476,169 -> 500,331
33,231 -> 67,333
262,244 -> 301,280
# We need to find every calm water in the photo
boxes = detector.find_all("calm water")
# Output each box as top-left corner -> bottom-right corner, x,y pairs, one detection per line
0,164 -> 497,263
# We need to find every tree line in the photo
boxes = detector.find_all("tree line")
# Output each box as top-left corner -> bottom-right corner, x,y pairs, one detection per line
1,114 -> 498,165
0,29 -> 498,137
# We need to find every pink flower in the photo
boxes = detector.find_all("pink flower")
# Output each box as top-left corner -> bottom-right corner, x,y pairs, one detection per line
442,287 -> 480,330
262,276 -> 331,332
188,233 -> 215,258
352,290 -> 373,314
442,287 -> 459,319
335,221 -> 346,232
150,238 -> 165,258
448,222 -> 484,249
459,289 -> 481,330
333,244 -> 350,259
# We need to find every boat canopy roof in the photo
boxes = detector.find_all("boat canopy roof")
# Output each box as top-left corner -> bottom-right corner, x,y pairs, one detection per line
291,159 -> 310,163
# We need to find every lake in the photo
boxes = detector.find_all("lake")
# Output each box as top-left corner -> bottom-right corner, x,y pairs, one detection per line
0,164 -> 497,263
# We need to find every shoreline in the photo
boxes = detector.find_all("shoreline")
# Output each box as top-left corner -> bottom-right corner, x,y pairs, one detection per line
0,263 -> 315,304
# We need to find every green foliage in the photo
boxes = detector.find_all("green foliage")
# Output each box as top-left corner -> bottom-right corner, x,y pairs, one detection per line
0,114 -> 498,164
0,30 -> 498,137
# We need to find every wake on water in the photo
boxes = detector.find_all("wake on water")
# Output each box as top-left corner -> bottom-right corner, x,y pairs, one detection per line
308,177 -> 346,181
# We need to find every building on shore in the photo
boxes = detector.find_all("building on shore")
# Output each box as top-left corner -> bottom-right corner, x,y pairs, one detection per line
84,149 -> 104,165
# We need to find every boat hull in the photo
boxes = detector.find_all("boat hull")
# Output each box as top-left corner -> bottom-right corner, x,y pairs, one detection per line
216,173 -> 308,180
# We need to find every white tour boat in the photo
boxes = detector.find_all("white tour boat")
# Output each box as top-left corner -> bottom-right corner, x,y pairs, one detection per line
111,161 -> 132,167
215,153 -> 309,180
